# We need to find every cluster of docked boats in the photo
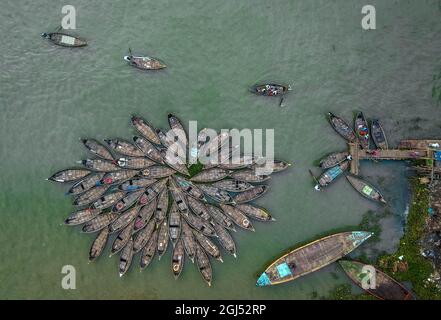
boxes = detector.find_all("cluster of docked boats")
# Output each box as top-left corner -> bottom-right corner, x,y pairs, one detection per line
311,112 -> 387,204
48,114 -> 290,286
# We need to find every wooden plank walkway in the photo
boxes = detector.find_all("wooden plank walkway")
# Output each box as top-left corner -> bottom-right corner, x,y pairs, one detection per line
399,139 -> 441,150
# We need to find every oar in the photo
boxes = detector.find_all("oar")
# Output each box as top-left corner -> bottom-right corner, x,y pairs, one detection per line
279,97 -> 285,108
309,169 -> 321,191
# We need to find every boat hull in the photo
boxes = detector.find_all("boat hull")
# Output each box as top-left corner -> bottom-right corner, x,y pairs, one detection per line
371,119 -> 388,150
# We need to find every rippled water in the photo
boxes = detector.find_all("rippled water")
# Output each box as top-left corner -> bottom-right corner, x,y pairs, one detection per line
1,0 -> 440,299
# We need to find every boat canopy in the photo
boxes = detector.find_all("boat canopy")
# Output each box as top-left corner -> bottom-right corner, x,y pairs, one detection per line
256,272 -> 271,286
434,151 -> 441,161
362,185 -> 373,196
276,262 -> 293,278
327,166 -> 343,179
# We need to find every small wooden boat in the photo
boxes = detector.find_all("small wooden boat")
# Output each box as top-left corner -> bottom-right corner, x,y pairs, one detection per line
168,202 -> 181,246
131,116 -> 161,145
212,222 -> 237,258
198,184 -> 234,203
186,196 -> 211,221
172,239 -> 185,279
81,139 -> 114,160
137,179 -> 168,206
105,138 -> 145,157
109,205 -> 141,232
190,168 -> 230,183
256,231 -> 372,286
161,150 -> 189,176
315,160 -> 349,190
168,180 -> 190,213
168,113 -> 188,147
230,169 -> 270,183
119,238 -> 134,277
124,50 -> 166,70
339,260 -> 414,300
218,154 -> 255,170
41,32 -> 87,47
199,132 -> 230,159
219,204 -> 255,232
154,187 -> 169,223
328,112 -> 356,142
181,220 -> 197,263
116,157 -> 155,170
140,230 -> 158,269
134,199 -> 157,231
156,128 -> 173,148
133,136 -> 164,164
233,185 -> 268,204
82,213 -> 119,233
206,204 -> 236,232
371,119 -> 388,150
183,211 -> 216,237
81,159 -> 119,172
89,227 -> 109,261
346,175 -> 386,204
195,245 -> 213,286
111,221 -> 135,255
73,185 -> 109,206
141,165 -> 176,179
251,160 -> 291,173
67,173 -> 105,195
235,204 -> 274,222
204,144 -> 239,169
118,178 -> 156,192
157,220 -> 170,259
174,176 -> 206,201
133,218 -> 156,253
193,231 -> 223,262
65,208 -> 101,226
91,191 -> 125,210
355,112 -> 370,149
250,84 -> 291,97
212,179 -> 253,192
319,152 -> 351,169
48,168 -> 91,183
100,170 -> 139,185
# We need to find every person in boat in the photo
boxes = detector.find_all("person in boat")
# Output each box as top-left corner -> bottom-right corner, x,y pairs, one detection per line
41,32 -> 50,39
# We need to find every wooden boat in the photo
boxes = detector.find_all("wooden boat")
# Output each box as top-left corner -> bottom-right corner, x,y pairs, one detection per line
174,175 -> 206,201
111,221 -> 135,255
251,160 -> 291,173
219,204 -> 255,232
355,112 -> 370,149
82,213 -> 119,233
140,230 -> 158,269
172,239 -> 185,279
168,202 -> 181,245
133,136 -> 164,164
81,139 -> 114,160
137,179 -> 168,205
131,116 -> 161,145
193,231 -> 223,262
124,51 -> 166,70
133,218 -> 156,253
346,175 -> 386,204
319,151 -> 350,169
339,260 -> 414,300
198,184 -> 234,203
328,112 -> 356,142
199,132 -> 230,159
204,144 -> 239,169
67,173 -> 105,195
256,231 -> 373,286
155,188 -> 169,223
156,128 -> 173,148
168,180 -> 190,213
190,168 -> 230,183
371,119 -> 388,150
315,160 -> 349,190
100,170 -> 139,185
183,211 -> 216,237
91,191 -> 125,210
212,223 -> 237,258
161,150 -> 189,176
65,208 -> 101,225
81,159 -> 119,172
157,220 -> 170,260
119,238 -> 134,277
109,205 -> 141,232
141,165 -> 176,179
116,157 -> 155,170
41,32 -> 87,47
206,204 -> 236,232
230,169 -> 270,183
89,227 -> 109,261
168,113 -> 188,147
111,190 -> 144,213
186,196 -> 211,221
118,178 -> 156,192
218,154 -> 255,170
181,219 -> 197,263
73,185 -> 109,206
134,199 -> 157,231
48,168 -> 91,183
195,245 -> 213,286
250,84 -> 291,97
236,204 -> 274,222
212,179 -> 253,192
233,185 -> 268,204
105,138 -> 145,157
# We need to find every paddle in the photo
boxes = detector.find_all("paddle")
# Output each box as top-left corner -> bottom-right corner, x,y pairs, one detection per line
308,169 -> 320,186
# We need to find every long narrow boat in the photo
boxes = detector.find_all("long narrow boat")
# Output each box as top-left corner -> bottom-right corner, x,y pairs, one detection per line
190,168 -> 230,183
319,152 -> 351,169
328,112 -> 356,142
134,199 -> 157,231
181,219 -> 197,263
230,169 -> 270,183
133,136 -> 164,164
133,219 -> 156,253
315,160 -> 349,190
41,32 -> 87,47
235,204 -> 275,222
116,157 -> 155,170
174,175 -> 206,201
186,196 -> 211,221
193,231 -> 223,262
72,185 -> 109,206
355,112 -> 370,149
168,202 -> 181,246
119,238 -> 134,277
131,116 -> 161,145
81,139 -> 114,160
371,119 -> 388,150
168,113 -> 188,147
251,159 -> 291,173
48,168 -> 91,183
81,159 -> 119,172
346,175 -> 386,204
100,170 -> 139,185
172,239 -> 185,279
124,51 -> 166,70
65,208 -> 101,225
195,245 -> 213,286
212,179 -> 253,192
198,184 -> 234,203
256,231 -> 372,286
233,185 -> 268,204
250,84 -> 291,97
67,173 -> 105,195
219,204 -> 255,232
89,227 -> 110,261
109,206 -> 141,232
339,260 -> 414,300
140,230 -> 158,269
105,138 -> 145,157
212,222 -> 237,258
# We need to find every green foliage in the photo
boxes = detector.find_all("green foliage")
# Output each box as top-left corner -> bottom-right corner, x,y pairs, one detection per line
323,284 -> 375,300
187,162 -> 203,177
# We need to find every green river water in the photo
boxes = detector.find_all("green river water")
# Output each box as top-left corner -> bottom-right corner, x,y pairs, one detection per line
1,0 -> 440,299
